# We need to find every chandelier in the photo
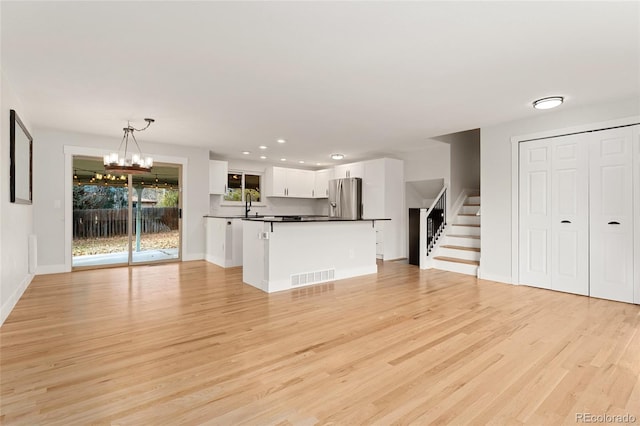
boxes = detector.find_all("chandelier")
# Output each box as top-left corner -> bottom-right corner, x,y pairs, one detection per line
103,118 -> 155,174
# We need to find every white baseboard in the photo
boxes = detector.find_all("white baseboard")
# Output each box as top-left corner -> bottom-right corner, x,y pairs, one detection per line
477,268 -> 513,285
1,273 -> 34,326
182,252 -> 205,262
36,264 -> 69,275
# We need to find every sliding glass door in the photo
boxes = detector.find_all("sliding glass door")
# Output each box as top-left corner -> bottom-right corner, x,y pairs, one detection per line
72,156 -> 181,269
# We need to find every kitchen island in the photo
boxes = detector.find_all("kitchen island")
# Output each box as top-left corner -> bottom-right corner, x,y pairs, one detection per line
243,217 -> 388,293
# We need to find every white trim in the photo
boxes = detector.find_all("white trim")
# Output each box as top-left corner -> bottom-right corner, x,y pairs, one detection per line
0,273 -> 34,326
63,145 -> 189,269
36,264 -> 68,275
633,125 -> 640,304
510,115 -> 640,287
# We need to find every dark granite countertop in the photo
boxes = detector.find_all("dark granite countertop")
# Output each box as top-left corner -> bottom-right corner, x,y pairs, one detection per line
243,216 -> 390,223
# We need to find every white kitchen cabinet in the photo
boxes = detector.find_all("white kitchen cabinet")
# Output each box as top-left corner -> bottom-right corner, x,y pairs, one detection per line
205,217 -> 243,267
267,167 -> 287,197
287,169 -> 315,198
265,166 -> 315,198
334,162 -> 364,179
362,158 -> 404,261
209,160 -> 228,195
314,169 -> 330,198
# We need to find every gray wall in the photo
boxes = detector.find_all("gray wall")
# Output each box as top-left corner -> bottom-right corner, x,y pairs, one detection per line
1,70 -> 34,324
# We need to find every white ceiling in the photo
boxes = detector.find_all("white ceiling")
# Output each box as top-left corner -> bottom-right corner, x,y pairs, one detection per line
2,1 -> 639,165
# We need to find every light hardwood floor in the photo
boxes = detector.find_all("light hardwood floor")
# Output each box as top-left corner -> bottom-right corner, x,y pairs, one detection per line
1,261 -> 639,425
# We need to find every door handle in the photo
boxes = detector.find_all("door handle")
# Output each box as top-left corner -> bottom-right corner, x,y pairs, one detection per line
608,221 -> 620,225
560,220 -> 571,224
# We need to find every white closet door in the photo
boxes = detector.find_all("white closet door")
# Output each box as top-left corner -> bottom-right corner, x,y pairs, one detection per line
590,127 -> 634,303
519,140 -> 552,289
551,134 -> 589,295
633,125 -> 640,304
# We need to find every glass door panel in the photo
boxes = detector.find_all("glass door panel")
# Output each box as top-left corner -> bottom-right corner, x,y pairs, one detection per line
72,156 -> 130,268
130,164 -> 181,264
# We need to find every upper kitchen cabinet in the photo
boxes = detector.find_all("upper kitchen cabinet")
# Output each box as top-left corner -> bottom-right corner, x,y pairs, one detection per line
209,160 -> 228,194
265,166 -> 315,198
333,162 -> 364,179
314,169 -> 330,198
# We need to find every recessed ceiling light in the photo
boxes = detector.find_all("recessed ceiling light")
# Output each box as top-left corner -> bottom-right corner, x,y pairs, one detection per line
331,153 -> 345,160
260,156 -> 267,159
533,96 -> 564,110
280,158 -> 287,161
316,163 -> 322,166
259,145 -> 267,150
277,139 -> 286,144
242,151 -> 251,155
299,160 -> 305,164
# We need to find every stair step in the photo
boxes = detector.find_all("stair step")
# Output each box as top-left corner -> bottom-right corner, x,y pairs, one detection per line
441,245 -> 480,252
453,224 -> 480,227
447,234 -> 481,239
434,256 -> 480,266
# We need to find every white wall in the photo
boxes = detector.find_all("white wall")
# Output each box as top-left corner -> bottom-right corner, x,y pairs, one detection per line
1,70 -> 34,325
480,96 -> 640,283
209,158 -> 325,217
34,129 -> 211,271
400,142 -> 450,185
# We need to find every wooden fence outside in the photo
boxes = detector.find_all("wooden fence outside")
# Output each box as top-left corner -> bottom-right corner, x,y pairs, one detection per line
73,207 -> 179,239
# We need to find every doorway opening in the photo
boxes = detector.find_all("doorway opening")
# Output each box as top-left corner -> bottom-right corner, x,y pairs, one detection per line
71,156 -> 181,268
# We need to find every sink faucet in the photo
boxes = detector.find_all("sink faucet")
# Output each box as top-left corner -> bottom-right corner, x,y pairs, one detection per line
245,193 -> 252,218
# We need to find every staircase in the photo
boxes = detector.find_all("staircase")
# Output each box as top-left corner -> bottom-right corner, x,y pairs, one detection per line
432,195 -> 481,276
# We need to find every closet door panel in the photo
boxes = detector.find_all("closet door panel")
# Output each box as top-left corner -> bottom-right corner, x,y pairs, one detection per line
590,127 -> 634,303
551,134 -> 589,296
634,125 -> 639,304
519,140 -> 552,289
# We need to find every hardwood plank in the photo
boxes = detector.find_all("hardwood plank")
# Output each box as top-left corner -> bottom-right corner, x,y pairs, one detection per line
1,260 -> 639,424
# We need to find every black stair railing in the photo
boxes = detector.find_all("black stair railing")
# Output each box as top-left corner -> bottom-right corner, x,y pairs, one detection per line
426,188 -> 446,256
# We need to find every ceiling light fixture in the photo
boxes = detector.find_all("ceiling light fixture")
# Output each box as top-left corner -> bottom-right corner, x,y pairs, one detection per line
277,139 -> 286,144
299,160 -> 305,164
260,156 -> 267,159
242,151 -> 251,155
533,96 -> 564,110
259,145 -> 267,150
331,153 -> 345,160
104,118 -> 155,174
280,158 -> 287,162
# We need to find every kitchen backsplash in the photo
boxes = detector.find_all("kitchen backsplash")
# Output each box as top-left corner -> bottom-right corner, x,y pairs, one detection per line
209,195 -> 327,217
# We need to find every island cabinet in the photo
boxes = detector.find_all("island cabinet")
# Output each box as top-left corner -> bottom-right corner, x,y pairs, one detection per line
243,218 -> 379,293
265,166 -> 315,198
209,160 -> 228,195
313,169 -> 330,198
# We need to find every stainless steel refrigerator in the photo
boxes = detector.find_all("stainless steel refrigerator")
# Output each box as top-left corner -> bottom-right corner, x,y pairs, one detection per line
328,177 -> 362,220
